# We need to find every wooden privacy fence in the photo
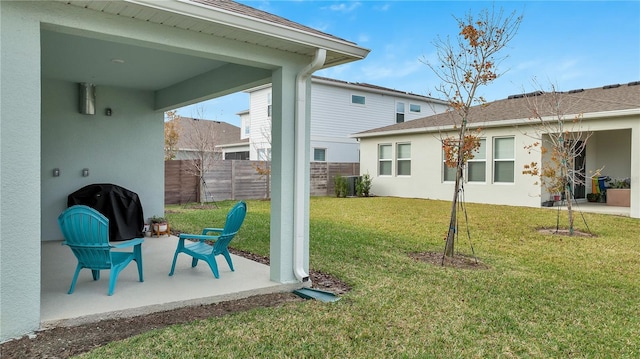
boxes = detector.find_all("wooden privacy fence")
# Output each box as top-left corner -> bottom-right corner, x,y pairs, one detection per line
165,160 -> 359,204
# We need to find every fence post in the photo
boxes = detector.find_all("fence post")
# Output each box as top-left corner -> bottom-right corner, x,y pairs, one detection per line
231,160 -> 236,200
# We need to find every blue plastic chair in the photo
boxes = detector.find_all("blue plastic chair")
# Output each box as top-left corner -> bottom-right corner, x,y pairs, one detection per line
169,201 -> 247,278
58,205 -> 144,295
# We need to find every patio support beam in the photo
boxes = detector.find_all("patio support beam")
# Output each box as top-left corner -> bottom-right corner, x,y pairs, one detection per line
154,64 -> 272,111
631,125 -> 640,218
269,64 -> 310,283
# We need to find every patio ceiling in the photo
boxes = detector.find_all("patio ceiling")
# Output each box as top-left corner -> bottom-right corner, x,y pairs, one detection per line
41,0 -> 369,109
41,29 -> 228,91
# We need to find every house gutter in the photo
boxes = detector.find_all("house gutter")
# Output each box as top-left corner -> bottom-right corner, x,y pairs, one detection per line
293,48 -> 326,282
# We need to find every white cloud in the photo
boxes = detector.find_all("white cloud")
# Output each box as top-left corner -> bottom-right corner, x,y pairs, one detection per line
326,2 -> 361,13
374,3 -> 391,12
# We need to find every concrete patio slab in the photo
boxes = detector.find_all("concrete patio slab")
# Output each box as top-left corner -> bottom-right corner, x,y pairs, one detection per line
41,236 -> 301,329
545,201 -> 630,217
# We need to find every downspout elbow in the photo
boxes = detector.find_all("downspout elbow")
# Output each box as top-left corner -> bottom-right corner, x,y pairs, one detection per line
293,48 -> 327,282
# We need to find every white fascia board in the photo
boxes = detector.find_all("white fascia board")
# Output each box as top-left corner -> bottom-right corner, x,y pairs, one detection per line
126,0 -> 370,60
244,83 -> 272,93
217,142 -> 250,149
581,108 -> 640,120
352,108 -> 640,139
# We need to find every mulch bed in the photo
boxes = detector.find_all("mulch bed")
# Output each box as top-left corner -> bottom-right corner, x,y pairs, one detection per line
409,251 -> 490,270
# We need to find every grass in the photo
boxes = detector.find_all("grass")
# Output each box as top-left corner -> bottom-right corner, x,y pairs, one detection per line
82,197 -> 639,358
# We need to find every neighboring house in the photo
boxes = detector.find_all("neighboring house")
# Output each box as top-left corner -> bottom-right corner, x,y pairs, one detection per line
242,76 -> 450,162
354,82 -> 640,219
1,0 -> 368,341
170,116 -> 249,161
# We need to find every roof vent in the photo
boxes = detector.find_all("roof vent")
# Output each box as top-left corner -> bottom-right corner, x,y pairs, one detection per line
507,93 -> 524,99
603,84 -> 620,89
627,81 -> 640,86
524,91 -> 544,97
568,89 -> 584,94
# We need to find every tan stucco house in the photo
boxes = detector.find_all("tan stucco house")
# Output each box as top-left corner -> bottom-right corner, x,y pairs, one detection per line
0,0 -> 368,341
354,82 -> 639,218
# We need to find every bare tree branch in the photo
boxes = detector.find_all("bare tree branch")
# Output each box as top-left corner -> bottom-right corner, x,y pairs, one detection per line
425,6 -> 522,257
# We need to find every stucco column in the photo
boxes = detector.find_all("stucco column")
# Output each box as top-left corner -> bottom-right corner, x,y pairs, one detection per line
269,66 -> 311,283
631,124 -> 640,218
0,2 -> 42,341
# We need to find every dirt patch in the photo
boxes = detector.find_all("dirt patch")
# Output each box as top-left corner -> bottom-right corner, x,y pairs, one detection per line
409,251 -> 490,270
537,227 -> 596,237
0,250 -> 350,359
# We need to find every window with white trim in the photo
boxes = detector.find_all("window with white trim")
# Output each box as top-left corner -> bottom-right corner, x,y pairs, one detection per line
442,138 -> 486,182
378,144 -> 392,176
468,138 -> 486,182
443,160 -> 457,182
410,104 -> 421,113
313,148 -> 326,162
396,102 -> 405,123
396,143 -> 411,176
493,137 -> 515,183
352,94 -> 366,105
267,92 -> 272,118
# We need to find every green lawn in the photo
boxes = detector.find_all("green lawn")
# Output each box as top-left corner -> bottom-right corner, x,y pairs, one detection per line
82,197 -> 639,358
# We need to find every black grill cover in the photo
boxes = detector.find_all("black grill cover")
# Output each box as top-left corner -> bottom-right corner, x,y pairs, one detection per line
68,183 -> 144,241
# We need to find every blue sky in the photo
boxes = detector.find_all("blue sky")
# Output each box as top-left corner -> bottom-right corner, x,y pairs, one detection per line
176,1 -> 640,126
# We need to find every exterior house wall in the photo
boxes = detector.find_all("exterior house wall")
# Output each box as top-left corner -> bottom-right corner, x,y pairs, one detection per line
239,111 -> 250,140
41,78 -> 164,241
360,127 -> 541,207
359,114 -> 639,217
248,87 -> 272,160
0,1 -> 43,341
593,129 -> 632,179
311,138 -> 360,162
245,79 -> 449,162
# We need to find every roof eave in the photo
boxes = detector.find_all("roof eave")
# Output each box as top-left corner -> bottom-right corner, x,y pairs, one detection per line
217,142 -> 250,148
125,0 -> 370,64
353,108 -> 640,139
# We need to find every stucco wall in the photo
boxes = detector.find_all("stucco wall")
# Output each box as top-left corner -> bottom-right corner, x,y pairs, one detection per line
359,128 -> 544,207
41,79 -> 164,241
359,114 -> 639,217
0,0 -> 43,341
592,129 -> 632,180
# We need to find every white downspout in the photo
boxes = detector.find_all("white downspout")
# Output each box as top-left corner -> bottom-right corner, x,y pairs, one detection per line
293,48 -> 326,282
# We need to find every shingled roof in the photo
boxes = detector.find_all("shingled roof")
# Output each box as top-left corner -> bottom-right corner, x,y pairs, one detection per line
191,0 -> 354,44
354,81 -> 640,137
176,117 -> 246,149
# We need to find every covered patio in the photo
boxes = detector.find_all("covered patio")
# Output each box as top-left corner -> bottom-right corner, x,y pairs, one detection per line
1,0 -> 369,341
548,201 -> 631,217
41,237 -> 299,329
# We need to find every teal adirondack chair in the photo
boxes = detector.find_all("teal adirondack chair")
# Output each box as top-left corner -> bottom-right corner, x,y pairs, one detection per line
169,201 -> 247,278
58,205 -> 144,295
